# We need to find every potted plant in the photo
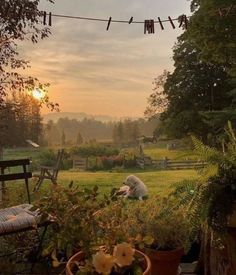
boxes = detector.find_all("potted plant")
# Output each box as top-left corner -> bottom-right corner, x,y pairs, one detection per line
34,183 -> 111,267
116,198 -> 193,275
168,122 -> 236,274
34,184 -> 152,274
66,242 -> 151,275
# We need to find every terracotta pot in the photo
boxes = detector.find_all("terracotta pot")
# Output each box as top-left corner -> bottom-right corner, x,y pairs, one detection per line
145,247 -> 184,275
66,249 -> 151,275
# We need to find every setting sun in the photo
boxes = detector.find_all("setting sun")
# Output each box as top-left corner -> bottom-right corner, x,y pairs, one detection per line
32,88 -> 45,100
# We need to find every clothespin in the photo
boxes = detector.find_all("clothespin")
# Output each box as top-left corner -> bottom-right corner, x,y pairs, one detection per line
43,11 -> 52,26
49,12 -> 52,26
158,17 -> 164,30
129,17 -> 133,24
179,15 -> 188,29
144,20 -> 155,34
43,11 -> 47,25
168,16 -> 175,29
106,17 -> 112,31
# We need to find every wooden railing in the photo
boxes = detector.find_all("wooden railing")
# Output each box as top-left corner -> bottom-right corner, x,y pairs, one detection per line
152,158 -> 206,170
0,159 -> 32,203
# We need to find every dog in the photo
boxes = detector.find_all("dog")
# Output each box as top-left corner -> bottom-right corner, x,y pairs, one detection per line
119,175 -> 148,200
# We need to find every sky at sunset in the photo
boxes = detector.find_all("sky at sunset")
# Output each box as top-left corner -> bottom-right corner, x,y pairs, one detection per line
20,0 -> 190,118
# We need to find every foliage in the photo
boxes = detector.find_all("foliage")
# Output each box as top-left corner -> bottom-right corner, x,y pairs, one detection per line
71,143 -> 119,158
170,122 -> 236,234
145,34 -> 232,140
0,92 -> 43,147
72,243 -> 144,275
100,155 -> 124,170
119,149 -> 139,168
144,71 -> 169,118
112,120 -> 141,145
37,148 -> 71,170
0,0 -> 57,109
188,0 -> 236,72
34,184 -> 112,263
119,198 -> 193,252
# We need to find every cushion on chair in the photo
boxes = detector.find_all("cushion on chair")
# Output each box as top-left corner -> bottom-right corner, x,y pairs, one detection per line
0,204 -> 41,235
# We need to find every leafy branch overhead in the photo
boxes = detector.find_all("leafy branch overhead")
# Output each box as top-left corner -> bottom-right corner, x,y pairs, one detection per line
0,0 -> 58,110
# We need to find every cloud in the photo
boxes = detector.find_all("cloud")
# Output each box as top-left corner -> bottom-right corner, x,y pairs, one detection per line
20,0 -> 190,117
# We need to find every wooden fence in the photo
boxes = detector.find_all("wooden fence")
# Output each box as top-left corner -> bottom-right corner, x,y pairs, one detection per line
154,159 -> 206,170
137,157 -> 206,170
73,157 -> 88,170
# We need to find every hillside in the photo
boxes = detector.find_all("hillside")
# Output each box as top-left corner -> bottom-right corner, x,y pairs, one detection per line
43,112 -> 140,123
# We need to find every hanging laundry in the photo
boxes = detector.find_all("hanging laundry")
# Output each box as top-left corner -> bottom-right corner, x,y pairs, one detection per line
144,20 -> 155,34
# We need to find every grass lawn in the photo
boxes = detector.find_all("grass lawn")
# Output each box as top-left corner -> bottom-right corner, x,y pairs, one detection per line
144,147 -> 195,160
38,169 -> 198,197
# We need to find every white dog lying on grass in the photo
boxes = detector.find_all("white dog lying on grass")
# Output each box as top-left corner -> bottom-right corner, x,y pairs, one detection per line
116,175 -> 148,200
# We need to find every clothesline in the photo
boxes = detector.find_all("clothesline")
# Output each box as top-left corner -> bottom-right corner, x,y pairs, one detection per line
48,13 -> 189,24
42,12 -> 189,32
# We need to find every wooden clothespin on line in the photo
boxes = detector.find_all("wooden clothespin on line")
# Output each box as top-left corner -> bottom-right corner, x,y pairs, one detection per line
144,19 -> 155,34
129,17 -> 133,24
158,17 -> 164,30
179,15 -> 188,29
43,11 -> 52,26
168,16 -> 175,29
106,16 -> 112,30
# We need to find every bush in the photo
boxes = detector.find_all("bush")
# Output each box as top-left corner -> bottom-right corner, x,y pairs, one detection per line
71,144 -> 119,158
36,149 -> 72,171
120,149 -> 139,168
100,155 -> 124,169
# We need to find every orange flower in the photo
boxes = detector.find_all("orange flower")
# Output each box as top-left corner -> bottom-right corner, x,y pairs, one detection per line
113,243 -> 135,267
92,251 -> 115,274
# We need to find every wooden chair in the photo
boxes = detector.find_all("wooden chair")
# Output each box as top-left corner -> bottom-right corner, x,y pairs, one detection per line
34,149 -> 64,191
0,159 -> 51,272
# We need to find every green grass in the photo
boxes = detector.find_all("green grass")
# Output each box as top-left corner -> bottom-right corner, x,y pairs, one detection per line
41,169 -> 198,197
144,147 -> 195,160
1,146 -> 199,205
2,169 -> 198,207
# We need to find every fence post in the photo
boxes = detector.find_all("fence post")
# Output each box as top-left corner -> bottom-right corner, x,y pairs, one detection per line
163,157 -> 168,169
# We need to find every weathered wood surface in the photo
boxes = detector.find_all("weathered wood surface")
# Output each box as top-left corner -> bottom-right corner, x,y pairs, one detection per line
73,157 -> 88,170
0,159 -> 32,203
151,158 -> 206,170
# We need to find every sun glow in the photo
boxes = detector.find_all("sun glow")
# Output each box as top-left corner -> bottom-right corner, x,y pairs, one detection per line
31,88 -> 45,100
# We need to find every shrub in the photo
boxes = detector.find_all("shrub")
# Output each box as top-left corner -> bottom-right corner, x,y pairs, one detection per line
71,144 -> 119,158
119,149 -> 139,168
100,155 -> 124,169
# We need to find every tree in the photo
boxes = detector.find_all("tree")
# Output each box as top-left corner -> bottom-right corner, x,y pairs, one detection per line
0,92 -> 43,147
187,0 -> 236,75
0,0 -> 57,109
76,132 -> 84,146
145,35 -> 232,139
61,130 -> 66,146
144,71 -> 169,118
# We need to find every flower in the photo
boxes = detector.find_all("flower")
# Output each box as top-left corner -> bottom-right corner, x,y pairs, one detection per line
113,243 -> 135,267
92,250 -> 115,274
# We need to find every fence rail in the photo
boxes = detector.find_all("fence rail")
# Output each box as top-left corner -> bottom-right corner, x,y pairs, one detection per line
153,159 -> 207,170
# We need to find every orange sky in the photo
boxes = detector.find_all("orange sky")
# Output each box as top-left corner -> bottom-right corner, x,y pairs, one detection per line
20,0 -> 190,118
